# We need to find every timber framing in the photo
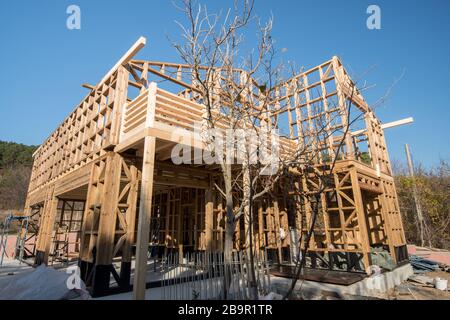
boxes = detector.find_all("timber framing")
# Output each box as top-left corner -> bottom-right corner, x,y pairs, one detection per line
23,37 -> 408,298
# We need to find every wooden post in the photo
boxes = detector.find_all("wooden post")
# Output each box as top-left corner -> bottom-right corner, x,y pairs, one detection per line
34,186 -> 58,265
120,164 -> 139,285
332,56 -> 354,159
42,195 -> 58,264
96,154 -> 122,265
405,144 -> 425,247
91,153 -> 122,295
378,181 -> 397,262
133,135 -> 156,300
124,165 -> 139,258
109,66 -> 130,147
205,176 -> 214,251
364,113 -> 379,169
133,79 -> 157,299
177,190 -> 183,263
258,202 -> 264,248
350,168 -> 372,274
273,200 -> 283,264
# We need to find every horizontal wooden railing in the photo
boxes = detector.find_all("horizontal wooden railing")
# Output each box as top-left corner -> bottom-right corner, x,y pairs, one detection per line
155,88 -> 204,130
120,83 -> 298,160
122,89 -> 149,136
120,86 -> 206,142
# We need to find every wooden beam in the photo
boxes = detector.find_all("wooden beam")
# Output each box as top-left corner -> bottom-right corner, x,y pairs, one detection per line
98,37 -> 146,88
351,117 -> 414,136
381,117 -> 414,130
82,83 -> 95,90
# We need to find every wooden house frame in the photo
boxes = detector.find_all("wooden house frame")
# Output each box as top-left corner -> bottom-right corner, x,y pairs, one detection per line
23,37 -> 407,298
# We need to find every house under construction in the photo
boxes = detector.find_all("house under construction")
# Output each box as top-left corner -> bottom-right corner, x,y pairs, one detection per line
22,37 -> 408,297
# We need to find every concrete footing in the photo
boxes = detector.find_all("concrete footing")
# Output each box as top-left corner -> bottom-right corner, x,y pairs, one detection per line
271,263 -> 414,299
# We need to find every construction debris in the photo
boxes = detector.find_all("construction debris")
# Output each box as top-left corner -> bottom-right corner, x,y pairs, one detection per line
369,247 -> 396,271
408,274 -> 434,286
408,245 -> 450,267
410,255 -> 441,273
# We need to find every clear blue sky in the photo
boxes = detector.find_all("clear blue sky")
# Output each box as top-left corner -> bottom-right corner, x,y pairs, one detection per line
0,0 -> 449,167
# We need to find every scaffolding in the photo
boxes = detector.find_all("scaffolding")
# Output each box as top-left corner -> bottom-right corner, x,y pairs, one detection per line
0,213 -> 30,266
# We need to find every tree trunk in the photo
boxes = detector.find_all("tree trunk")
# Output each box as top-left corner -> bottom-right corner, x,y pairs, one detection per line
223,175 -> 235,299
224,213 -> 234,264
246,204 -> 259,299
223,164 -> 234,264
243,164 -> 258,299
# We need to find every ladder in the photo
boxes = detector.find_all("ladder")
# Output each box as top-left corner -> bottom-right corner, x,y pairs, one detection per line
0,213 -> 30,266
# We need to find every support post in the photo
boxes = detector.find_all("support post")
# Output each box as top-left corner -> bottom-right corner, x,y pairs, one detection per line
34,186 -> 58,265
133,136 -> 156,300
92,153 -> 122,296
350,168 -> 372,273
42,196 -> 58,263
108,66 -> 130,147
273,200 -> 283,264
378,182 -> 397,262
405,144 -> 425,247
205,176 -> 214,251
120,164 -> 139,287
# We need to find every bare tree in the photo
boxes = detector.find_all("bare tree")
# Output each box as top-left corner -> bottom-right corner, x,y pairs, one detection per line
170,0 -> 365,299
171,0 -> 275,298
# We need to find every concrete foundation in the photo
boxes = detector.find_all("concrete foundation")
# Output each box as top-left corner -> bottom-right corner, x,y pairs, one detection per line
271,263 -> 414,299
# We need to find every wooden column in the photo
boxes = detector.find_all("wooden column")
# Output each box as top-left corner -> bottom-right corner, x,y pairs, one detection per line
133,136 -> 156,300
257,202 -> 264,248
109,66 -> 130,147
378,179 -> 401,263
332,56 -> 354,159
273,200 -> 283,264
120,164 -> 139,285
165,191 -> 171,250
91,153 -> 122,295
364,112 -> 379,169
35,186 -> 58,265
79,159 -> 104,268
350,168 -> 372,273
96,154 -> 122,265
133,79 -> 157,299
42,197 -> 58,263
205,176 -> 214,251
177,190 -> 183,263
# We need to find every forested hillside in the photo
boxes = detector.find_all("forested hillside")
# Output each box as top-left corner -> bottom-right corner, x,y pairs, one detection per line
394,160 -> 450,250
0,141 -> 38,210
